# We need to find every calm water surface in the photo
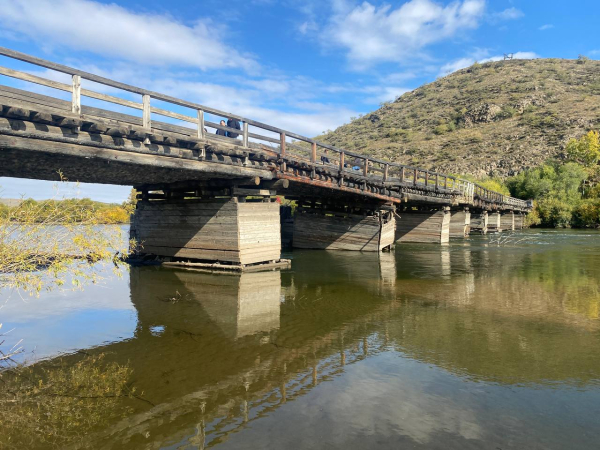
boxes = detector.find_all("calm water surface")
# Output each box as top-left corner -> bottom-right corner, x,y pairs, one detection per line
1,229 -> 600,449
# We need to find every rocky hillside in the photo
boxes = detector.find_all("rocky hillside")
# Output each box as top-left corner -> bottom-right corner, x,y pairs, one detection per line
319,58 -> 600,177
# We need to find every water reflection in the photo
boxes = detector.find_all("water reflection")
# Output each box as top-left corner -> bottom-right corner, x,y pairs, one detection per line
131,269 -> 281,340
2,230 -> 600,449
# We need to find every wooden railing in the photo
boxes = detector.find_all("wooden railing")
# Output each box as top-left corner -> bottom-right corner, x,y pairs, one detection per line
0,46 -> 530,211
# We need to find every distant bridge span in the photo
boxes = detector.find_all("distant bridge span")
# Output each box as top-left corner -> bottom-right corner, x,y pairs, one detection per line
0,47 -> 531,266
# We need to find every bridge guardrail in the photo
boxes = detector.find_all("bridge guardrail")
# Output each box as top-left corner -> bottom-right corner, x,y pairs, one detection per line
0,46 -> 530,211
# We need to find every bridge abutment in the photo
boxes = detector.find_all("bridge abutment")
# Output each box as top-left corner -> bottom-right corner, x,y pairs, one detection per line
292,204 -> 395,252
449,209 -> 471,238
395,209 -> 451,244
131,195 -> 282,268
470,211 -> 488,234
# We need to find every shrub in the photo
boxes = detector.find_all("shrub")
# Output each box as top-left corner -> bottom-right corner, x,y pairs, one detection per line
497,105 -> 517,119
573,199 -> 600,227
434,124 -> 449,135
536,197 -> 575,227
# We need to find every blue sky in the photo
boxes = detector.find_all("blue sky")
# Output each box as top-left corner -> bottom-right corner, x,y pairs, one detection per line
0,0 -> 598,203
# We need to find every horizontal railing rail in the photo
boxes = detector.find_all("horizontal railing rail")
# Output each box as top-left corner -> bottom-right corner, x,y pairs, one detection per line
0,46 -> 530,210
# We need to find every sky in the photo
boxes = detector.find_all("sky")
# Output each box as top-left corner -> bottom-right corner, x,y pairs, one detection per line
0,0 -> 598,203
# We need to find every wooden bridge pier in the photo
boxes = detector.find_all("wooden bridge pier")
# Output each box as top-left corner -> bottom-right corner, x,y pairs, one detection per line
470,211 -> 489,234
487,212 -> 503,233
130,182 -> 287,269
291,200 -> 395,252
449,208 -> 471,238
514,213 -> 525,230
395,207 -> 451,244
500,211 -> 515,231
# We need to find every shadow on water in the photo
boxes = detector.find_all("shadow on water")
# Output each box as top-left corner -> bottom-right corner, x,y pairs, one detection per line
2,229 -> 600,449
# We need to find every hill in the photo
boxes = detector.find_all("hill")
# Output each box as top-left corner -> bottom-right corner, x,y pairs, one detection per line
318,58 -> 600,178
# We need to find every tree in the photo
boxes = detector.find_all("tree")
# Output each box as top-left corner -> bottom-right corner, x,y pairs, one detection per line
507,162 -> 589,227
0,184 -> 133,296
566,130 -> 600,167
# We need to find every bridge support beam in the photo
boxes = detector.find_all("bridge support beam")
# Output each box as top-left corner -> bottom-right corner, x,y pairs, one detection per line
470,211 -> 488,234
449,208 -> 470,238
395,209 -> 451,244
292,206 -> 395,252
131,196 -> 281,267
487,212 -> 502,233
500,211 -> 515,231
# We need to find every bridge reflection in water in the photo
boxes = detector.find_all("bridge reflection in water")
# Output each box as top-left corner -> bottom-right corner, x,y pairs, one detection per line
27,236 -> 600,449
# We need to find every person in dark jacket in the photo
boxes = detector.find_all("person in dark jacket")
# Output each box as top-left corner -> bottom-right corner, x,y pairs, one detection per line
216,120 -> 227,136
226,118 -> 241,138
321,149 -> 330,164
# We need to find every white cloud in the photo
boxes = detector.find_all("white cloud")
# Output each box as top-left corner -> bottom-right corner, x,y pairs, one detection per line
0,0 -> 257,72
539,24 -> 554,31
439,51 -> 539,76
324,0 -> 486,68
493,7 -> 524,20
298,20 -> 318,35
439,57 -> 477,76
363,86 -> 411,104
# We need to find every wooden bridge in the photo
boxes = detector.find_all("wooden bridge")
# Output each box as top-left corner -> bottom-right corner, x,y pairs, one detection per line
0,47 -> 532,268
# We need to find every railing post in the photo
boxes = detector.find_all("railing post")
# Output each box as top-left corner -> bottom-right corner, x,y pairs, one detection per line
363,158 -> 369,177
280,132 -> 286,172
280,132 -> 286,156
197,109 -> 205,139
400,167 -> 405,183
425,171 -> 429,187
143,94 -> 151,129
339,151 -> 345,186
413,169 -> 418,186
444,176 -> 448,190
383,164 -> 389,182
435,173 -> 439,190
242,121 -> 249,147
71,75 -> 81,115
311,142 -> 317,164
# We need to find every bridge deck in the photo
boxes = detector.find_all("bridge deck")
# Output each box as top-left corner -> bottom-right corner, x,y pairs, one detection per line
0,47 -> 531,212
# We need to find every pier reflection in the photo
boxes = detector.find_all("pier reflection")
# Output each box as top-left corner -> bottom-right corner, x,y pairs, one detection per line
132,268 -> 281,340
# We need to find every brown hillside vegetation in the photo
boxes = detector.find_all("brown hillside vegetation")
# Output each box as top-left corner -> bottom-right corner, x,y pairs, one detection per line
318,58 -> 600,177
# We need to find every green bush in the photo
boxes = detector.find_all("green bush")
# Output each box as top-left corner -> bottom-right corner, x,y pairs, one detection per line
497,105 -> 517,119
434,124 -> 449,135
507,162 -> 592,227
573,199 -> 600,227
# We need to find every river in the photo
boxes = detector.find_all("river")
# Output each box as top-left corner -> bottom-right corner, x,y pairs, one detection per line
1,229 -> 600,449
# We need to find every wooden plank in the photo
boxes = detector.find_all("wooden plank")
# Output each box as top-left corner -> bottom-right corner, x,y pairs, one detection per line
151,106 -> 198,124
82,88 -> 143,110
0,66 -> 71,92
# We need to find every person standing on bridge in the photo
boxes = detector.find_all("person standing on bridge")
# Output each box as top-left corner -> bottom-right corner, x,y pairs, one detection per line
321,149 -> 330,165
227,117 -> 241,138
216,120 -> 227,136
